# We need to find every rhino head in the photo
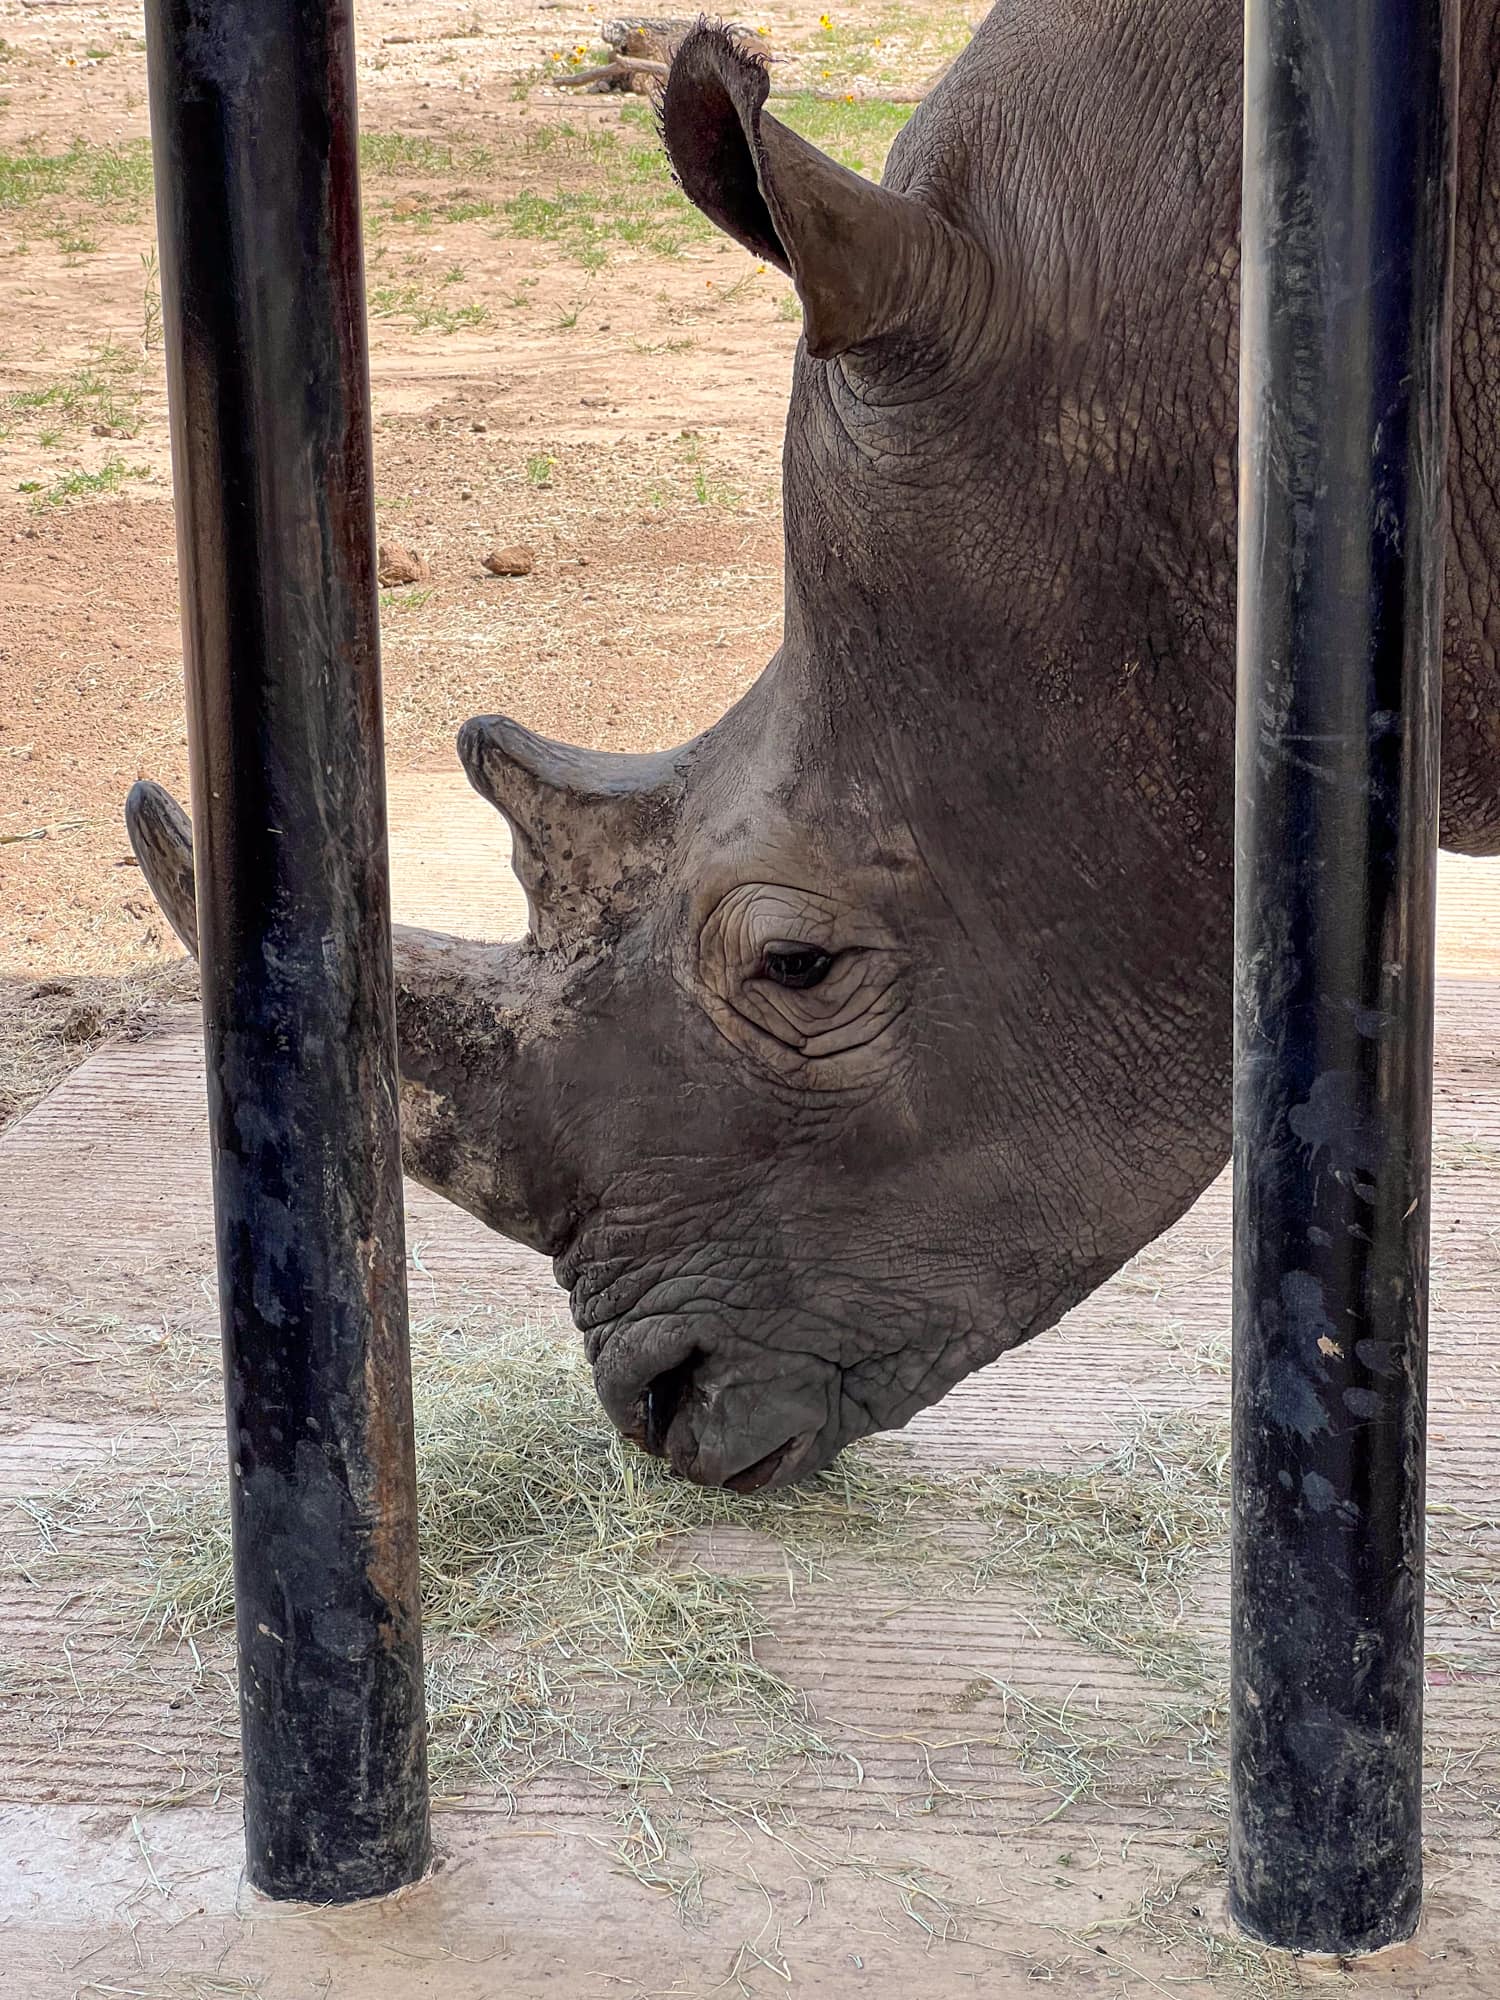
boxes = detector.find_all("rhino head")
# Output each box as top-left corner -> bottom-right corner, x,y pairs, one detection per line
128,23 -> 1239,1491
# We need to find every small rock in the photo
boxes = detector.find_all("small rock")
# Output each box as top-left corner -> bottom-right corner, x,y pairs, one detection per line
580,395 -> 609,408
483,544 -> 534,577
377,542 -> 430,587
91,421 -> 121,437
470,419 -> 488,433
460,487 -> 473,500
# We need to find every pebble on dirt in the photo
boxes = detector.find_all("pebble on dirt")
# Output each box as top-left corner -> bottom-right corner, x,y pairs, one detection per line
377,542 -> 430,587
483,545 -> 535,577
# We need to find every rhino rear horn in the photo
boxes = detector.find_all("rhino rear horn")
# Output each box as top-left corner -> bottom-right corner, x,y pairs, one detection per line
458,715 -> 691,944
126,781 -> 200,955
661,25 -> 991,360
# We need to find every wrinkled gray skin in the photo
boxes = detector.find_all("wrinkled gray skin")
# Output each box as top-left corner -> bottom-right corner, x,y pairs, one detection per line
129,3 -> 1500,1494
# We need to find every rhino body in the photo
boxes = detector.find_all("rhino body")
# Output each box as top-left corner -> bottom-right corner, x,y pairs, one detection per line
131,3 -> 1500,1491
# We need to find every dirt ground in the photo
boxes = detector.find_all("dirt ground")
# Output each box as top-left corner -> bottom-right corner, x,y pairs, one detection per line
0,0 -> 966,1002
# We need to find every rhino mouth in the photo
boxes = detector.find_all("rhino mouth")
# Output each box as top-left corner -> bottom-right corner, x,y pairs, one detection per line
580,1295 -> 841,1491
625,1334 -> 829,1490
723,1428 -> 819,1494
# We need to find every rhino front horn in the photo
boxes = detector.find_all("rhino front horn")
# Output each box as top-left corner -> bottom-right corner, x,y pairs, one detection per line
457,713 -> 694,944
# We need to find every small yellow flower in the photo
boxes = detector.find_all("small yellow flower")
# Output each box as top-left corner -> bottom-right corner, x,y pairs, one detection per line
575,43 -> 586,52
819,11 -> 832,28
844,91 -> 854,101
755,262 -> 766,273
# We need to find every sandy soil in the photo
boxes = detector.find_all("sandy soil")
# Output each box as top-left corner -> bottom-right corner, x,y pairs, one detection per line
0,0 -> 965,1017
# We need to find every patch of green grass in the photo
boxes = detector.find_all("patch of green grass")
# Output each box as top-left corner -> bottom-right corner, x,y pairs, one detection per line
359,132 -> 478,177
0,137 -> 153,216
4,343 -> 143,437
141,246 -> 163,349
497,126 -> 712,270
444,194 -> 496,224
526,453 -> 556,487
362,119 -> 714,274
22,455 -> 143,509
774,91 -> 918,175
802,4 -> 973,100
693,467 -> 742,509
676,429 -> 744,510
368,280 -> 489,334
501,185 -> 700,272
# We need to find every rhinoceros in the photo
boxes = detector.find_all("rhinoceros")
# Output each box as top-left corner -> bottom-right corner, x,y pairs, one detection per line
128,5 -> 1500,1493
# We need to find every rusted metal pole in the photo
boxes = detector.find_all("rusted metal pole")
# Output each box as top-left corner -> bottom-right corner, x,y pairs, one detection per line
142,0 -> 431,1900
1231,0 -> 1456,1953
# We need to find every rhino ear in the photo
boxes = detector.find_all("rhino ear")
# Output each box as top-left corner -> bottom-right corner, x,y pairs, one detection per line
661,25 -> 984,360
458,715 -> 689,945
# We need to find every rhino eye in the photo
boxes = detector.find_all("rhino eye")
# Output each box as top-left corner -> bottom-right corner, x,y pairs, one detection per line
761,943 -> 835,990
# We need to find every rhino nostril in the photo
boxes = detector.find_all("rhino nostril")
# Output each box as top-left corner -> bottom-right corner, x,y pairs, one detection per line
641,1348 -> 704,1457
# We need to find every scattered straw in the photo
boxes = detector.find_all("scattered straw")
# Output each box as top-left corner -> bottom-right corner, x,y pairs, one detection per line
1069,1866 -> 1299,2000
16,1310 -> 1366,1988
11,1311 -> 1246,1906
0,962 -> 197,1132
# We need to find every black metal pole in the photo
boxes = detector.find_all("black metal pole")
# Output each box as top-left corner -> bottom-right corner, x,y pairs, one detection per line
1230,0 -> 1455,1954
142,0 -> 431,1900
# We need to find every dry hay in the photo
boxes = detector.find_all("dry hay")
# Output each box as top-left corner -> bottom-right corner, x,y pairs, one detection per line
0,960 -> 197,1132
3,1308 -> 1301,1983
17,1312 -> 1234,1782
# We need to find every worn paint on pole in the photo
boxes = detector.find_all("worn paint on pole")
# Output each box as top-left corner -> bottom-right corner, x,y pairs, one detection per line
1231,0 -> 1456,1954
140,0 -> 431,1900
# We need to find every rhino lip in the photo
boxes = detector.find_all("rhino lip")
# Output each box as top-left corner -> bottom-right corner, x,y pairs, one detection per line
724,1428 -> 818,1495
